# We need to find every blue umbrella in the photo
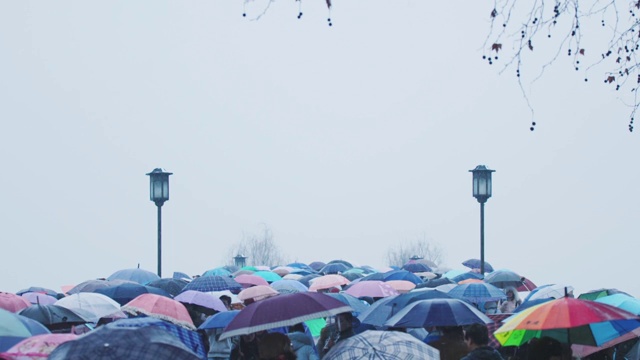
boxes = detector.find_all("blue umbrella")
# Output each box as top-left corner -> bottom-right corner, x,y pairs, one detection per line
320,263 -> 349,275
327,260 -> 353,269
357,296 -> 398,327
95,283 -> 172,306
297,274 -> 322,288
107,268 -> 160,285
462,259 -> 494,273
172,272 -> 192,281
147,278 -> 189,297
514,297 -> 554,313
360,270 -> 423,285
402,263 -> 432,273
596,294 -> 640,315
308,261 -> 326,272
182,276 -> 242,293
385,298 -> 493,328
198,310 -> 241,330
416,277 -> 454,289
0,308 -> 51,351
324,293 -> 370,316
270,279 -> 309,294
287,262 -> 313,271
202,268 -> 232,277
448,283 -> 507,303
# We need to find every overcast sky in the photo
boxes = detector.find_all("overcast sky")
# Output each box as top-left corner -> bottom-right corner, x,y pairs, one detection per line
1,1 -> 638,297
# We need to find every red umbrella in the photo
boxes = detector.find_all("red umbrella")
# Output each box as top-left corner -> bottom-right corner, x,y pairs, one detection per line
0,293 -> 32,313
122,294 -> 195,330
220,292 -> 352,339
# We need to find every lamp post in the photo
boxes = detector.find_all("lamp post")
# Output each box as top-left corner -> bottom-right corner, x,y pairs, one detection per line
469,165 -> 495,274
146,168 -> 173,277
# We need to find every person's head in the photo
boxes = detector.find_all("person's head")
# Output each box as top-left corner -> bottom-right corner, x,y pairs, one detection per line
220,295 -> 232,310
258,332 -> 296,360
335,312 -> 354,332
438,325 -> 464,337
506,290 -> 515,300
527,336 -> 564,360
463,323 -> 490,349
288,323 -> 305,333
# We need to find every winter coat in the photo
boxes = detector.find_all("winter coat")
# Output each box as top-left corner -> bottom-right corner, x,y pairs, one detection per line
460,346 -> 505,360
288,331 -> 319,360
207,328 -> 234,360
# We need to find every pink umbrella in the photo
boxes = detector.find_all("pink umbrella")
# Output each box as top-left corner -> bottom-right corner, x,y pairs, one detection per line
385,280 -> 416,294
122,293 -> 195,330
344,281 -> 399,298
308,275 -> 350,292
21,293 -> 57,306
234,274 -> 269,288
238,285 -> 279,303
174,290 -> 227,312
1,333 -> 78,359
0,293 -> 32,313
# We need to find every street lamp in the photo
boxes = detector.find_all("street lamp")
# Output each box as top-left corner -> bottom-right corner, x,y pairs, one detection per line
469,165 -> 495,274
146,168 -> 173,277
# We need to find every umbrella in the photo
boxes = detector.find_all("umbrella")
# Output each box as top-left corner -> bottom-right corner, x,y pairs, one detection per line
107,268 -> 160,285
402,262 -> 432,273
596,294 -> 640,315
360,270 -> 423,285
418,276 -> 455,289
252,271 -> 282,283
202,267 -> 232,277
21,292 -> 58,306
450,271 -> 484,283
121,294 -> 196,330
0,308 -> 51,352
308,261 -> 326,272
198,310 -> 241,330
0,293 -> 31,313
344,281 -> 399,298
494,297 -> 640,346
297,274 -> 322,287
66,279 -> 119,295
517,277 -> 538,291
514,297 -> 554,312
448,283 -> 507,303
15,288 -> 58,298
483,269 -> 524,288
1,333 -> 77,359
385,280 -> 416,293
47,324 -> 200,360
54,293 -> 124,323
18,305 -> 93,331
524,284 -> 574,302
324,293 -> 370,316
220,292 -> 352,339
234,274 -> 269,288
272,266 -> 295,277
173,271 -> 193,281
341,272 -> 363,282
287,262 -> 313,270
579,288 -> 631,301
270,279 -> 309,294
384,298 -> 493,328
462,259 -> 494,272
237,285 -> 279,303
181,275 -> 242,293
357,296 -> 398,327
319,263 -> 349,275
94,283 -> 172,306
105,317 -> 207,359
308,274 -> 350,292
174,290 -> 228,312
323,330 -> 440,360
327,260 -> 353,269
146,278 -> 189,297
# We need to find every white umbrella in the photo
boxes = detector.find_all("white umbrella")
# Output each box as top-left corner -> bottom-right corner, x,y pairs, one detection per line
55,293 -> 125,323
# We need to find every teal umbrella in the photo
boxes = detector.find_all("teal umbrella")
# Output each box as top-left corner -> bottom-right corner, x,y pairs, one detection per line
252,271 -> 282,283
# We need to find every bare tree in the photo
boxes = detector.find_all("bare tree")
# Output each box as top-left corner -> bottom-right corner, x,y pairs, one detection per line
485,1 -> 640,131
227,226 -> 289,267
386,235 -> 445,269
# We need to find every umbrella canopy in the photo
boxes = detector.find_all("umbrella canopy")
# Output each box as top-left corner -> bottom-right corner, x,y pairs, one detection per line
517,277 -> 538,291
308,275 -> 350,292
18,305 -> 93,331
220,292 -> 352,339
182,275 -> 242,293
483,269 -> 524,288
47,324 -> 200,360
146,278 -> 189,297
418,276 -> 455,289
596,294 -> 640,315
297,274 -> 322,288
357,296 -> 398,327
174,290 -> 228,312
237,285 -> 279,303
324,330 -> 440,360
462,259 -> 494,273
308,261 -> 326,272
0,309 -> 51,352
287,262 -> 313,270
234,274 -> 269,288
579,288 -> 631,301
319,263 -> 349,275
0,293 -> 31,313
327,260 -> 353,269
524,284 -> 575,302
360,270 -> 423,285
270,279 -> 309,294
344,281 -> 399,298
402,262 -> 432,273
494,297 -> 640,346
202,267 -> 232,277
122,294 -> 196,330
107,268 -> 160,285
385,280 -> 416,294
450,271 -> 484,283
105,317 -> 207,359
324,293 -> 370,316
2,333 -> 77,359
448,283 -> 507,303
251,271 -> 282,283
54,293 -> 124,323
15,288 -> 59,298
21,292 -> 58,306
66,279 -> 119,295
94,283 -> 172,306
272,266 -> 295,277
198,310 -> 241,330
385,298 -> 493,328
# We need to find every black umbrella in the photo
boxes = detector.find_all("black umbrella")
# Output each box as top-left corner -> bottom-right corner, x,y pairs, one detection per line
146,278 -> 189,297
416,277 -> 454,289
94,283 -> 172,306
19,305 -> 92,332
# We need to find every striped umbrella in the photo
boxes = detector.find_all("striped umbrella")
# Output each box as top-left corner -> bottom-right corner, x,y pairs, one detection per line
448,283 -> 507,303
182,276 -> 242,293
324,330 -> 440,360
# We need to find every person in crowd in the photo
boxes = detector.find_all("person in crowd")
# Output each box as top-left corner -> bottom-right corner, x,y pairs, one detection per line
231,332 -> 263,360
316,312 -> 357,358
526,336 -> 572,360
460,323 -> 504,360
428,326 -> 470,360
288,323 -> 319,360
258,332 -> 297,360
220,295 -> 232,310
499,287 -> 521,314
206,327 -> 235,360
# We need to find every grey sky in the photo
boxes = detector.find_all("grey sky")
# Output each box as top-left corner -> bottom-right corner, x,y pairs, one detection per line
1,1 -> 637,297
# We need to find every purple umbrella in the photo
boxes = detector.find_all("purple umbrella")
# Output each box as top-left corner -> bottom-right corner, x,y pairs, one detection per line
174,291 -> 227,312
220,292 -> 352,339
21,292 -> 57,305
